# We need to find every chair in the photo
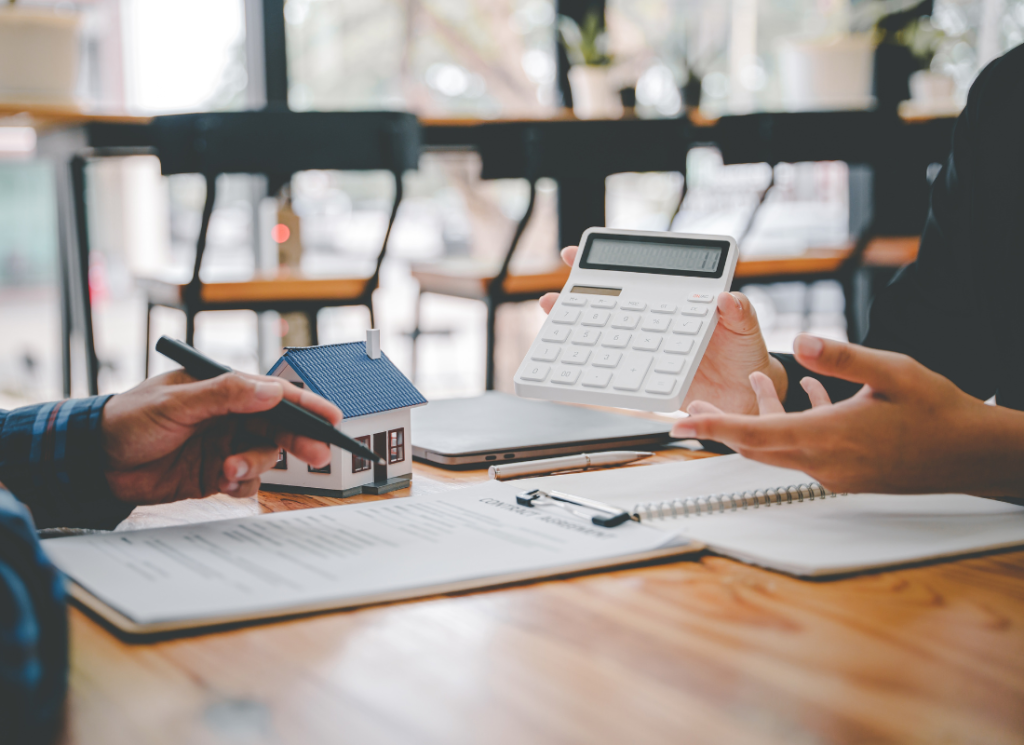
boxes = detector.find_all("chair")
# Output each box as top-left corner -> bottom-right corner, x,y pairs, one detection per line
411,118 -> 689,389
73,111 -> 420,375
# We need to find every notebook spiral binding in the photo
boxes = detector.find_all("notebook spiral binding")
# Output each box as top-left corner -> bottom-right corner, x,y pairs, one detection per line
633,482 -> 839,521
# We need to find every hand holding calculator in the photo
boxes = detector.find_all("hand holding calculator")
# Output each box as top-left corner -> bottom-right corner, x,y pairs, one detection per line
514,228 -> 738,413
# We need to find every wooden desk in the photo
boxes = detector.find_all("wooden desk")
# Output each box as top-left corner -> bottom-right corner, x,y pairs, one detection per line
61,447 -> 1024,745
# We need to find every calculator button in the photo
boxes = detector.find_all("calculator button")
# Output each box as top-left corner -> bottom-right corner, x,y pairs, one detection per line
664,338 -> 694,355
591,297 -> 617,309
561,294 -> 587,307
651,302 -> 677,314
552,308 -> 581,325
602,332 -> 631,348
531,345 -> 560,362
550,367 -> 581,385
580,310 -> 610,327
611,313 -> 641,329
519,363 -> 550,381
581,369 -> 612,388
672,320 -> 703,335
562,349 -> 591,365
688,292 -> 715,304
572,329 -> 601,346
654,356 -> 686,374
592,351 -> 621,368
612,355 -> 652,392
641,316 -> 671,332
680,304 -> 709,317
645,376 -> 677,395
622,300 -> 647,311
541,327 -> 571,343
632,335 -> 662,352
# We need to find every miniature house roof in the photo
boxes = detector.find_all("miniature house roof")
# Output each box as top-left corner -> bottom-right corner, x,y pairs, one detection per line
268,342 -> 427,419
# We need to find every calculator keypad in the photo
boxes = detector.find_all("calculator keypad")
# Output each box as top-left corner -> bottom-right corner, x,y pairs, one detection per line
552,309 -> 580,324
611,313 -> 641,329
580,310 -> 610,327
563,349 -> 590,365
524,292 -> 716,397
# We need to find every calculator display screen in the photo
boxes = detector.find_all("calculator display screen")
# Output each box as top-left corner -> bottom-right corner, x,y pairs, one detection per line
580,235 -> 729,278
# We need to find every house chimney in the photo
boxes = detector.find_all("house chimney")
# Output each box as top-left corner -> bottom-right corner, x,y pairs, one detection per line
366,329 -> 381,359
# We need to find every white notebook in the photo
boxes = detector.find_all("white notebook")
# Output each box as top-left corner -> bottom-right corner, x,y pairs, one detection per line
523,455 -> 1024,576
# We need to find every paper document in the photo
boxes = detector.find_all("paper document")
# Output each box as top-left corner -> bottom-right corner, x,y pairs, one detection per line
44,482 -> 691,632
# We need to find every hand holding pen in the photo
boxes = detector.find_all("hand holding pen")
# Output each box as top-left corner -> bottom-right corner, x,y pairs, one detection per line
97,337 -> 373,507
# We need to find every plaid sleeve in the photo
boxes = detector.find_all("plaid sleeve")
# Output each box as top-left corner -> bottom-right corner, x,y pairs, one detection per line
0,488 -> 68,744
0,397 -> 134,530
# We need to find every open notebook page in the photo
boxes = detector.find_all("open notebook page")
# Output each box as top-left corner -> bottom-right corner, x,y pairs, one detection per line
524,455 -> 1024,576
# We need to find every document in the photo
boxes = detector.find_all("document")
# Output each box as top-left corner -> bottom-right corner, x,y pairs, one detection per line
44,483 -> 692,633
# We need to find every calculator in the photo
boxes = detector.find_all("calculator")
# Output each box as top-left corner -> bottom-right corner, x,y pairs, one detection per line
514,228 -> 738,413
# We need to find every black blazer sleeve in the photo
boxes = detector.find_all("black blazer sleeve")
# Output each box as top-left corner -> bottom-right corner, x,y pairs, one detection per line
777,45 -> 1024,412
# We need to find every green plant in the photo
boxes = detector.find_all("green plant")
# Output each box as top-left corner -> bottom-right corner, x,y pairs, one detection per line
558,9 -> 611,67
874,0 -> 945,69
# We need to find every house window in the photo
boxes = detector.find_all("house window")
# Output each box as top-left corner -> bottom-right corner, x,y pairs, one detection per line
352,436 -> 372,473
387,428 -> 405,464
308,461 -> 331,474
274,449 -> 287,470
291,381 -> 304,389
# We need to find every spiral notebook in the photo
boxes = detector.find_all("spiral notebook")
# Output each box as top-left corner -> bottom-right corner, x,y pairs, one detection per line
523,455 -> 1024,576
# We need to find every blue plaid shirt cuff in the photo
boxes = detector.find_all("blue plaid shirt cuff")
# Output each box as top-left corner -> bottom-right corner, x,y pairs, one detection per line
0,396 -> 134,531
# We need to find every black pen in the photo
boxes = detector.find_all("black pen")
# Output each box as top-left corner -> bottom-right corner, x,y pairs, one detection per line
155,336 -> 381,464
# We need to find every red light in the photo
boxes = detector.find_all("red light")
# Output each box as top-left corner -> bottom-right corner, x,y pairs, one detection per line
271,224 -> 291,243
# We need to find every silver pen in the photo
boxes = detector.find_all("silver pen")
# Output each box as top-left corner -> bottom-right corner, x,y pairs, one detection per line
488,451 -> 654,481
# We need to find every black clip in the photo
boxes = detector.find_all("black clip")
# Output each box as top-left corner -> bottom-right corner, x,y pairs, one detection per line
516,488 -> 635,528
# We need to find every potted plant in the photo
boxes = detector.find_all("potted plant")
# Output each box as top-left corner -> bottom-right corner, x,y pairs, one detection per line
872,0 -> 947,113
558,9 -> 622,120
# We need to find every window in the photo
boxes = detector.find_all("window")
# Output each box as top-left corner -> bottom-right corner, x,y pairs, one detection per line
274,449 -> 287,470
387,428 -> 405,464
308,461 -> 331,474
352,436 -> 372,473
291,381 -> 304,388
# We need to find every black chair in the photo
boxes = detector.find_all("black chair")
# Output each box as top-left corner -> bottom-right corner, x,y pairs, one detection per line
72,110 -> 420,377
411,118 -> 690,389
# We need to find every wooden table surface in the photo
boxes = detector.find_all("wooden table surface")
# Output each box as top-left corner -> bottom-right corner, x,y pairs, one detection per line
60,447 -> 1024,745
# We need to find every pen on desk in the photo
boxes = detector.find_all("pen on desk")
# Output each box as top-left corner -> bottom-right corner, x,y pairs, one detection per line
489,451 -> 653,481
155,336 -> 381,463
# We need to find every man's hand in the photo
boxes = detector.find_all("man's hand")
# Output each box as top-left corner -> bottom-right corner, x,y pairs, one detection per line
673,334 -> 1024,498
100,370 -> 343,504
539,245 -> 788,414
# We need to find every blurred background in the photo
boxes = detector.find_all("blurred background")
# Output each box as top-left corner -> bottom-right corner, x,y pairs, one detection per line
2,0 -> 1022,409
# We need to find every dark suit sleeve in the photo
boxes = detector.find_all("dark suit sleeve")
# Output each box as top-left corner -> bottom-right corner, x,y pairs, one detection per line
775,48 -> 1020,411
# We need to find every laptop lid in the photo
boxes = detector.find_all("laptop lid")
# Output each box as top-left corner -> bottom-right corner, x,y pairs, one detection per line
411,392 -> 674,469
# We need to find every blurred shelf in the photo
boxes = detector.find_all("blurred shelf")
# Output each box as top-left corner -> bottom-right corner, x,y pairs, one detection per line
735,247 -> 852,281
0,102 -> 150,129
862,235 -> 920,267
411,259 -> 571,300
138,273 -> 373,310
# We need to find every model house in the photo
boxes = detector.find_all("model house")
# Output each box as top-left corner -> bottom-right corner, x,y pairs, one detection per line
261,330 -> 427,497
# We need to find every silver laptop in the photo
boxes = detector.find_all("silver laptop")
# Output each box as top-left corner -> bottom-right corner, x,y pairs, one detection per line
411,392 -> 674,469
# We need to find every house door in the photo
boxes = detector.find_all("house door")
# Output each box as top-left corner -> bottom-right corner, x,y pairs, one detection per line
372,432 -> 387,482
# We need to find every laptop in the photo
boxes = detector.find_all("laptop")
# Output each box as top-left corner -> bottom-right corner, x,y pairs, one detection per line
411,392 -> 675,469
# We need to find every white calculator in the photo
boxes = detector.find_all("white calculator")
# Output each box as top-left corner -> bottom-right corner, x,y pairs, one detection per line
514,228 -> 738,413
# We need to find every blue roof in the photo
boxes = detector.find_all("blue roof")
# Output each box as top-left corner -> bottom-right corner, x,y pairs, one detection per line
269,342 -> 427,419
